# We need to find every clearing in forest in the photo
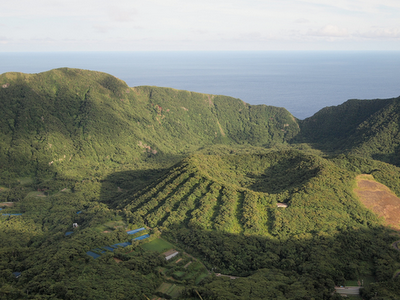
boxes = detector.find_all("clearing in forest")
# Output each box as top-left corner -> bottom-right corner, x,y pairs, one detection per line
142,238 -> 174,253
354,174 -> 400,229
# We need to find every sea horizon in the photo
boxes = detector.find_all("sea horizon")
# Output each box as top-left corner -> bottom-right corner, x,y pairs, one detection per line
1,50 -> 399,120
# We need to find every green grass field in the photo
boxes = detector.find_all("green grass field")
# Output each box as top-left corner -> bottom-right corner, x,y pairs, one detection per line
195,272 -> 209,284
169,285 -> 184,298
103,220 -> 126,228
172,271 -> 186,279
155,282 -> 183,298
156,282 -> 172,293
182,272 -> 195,280
345,280 -> 359,286
141,238 -> 174,253
94,219 -> 128,233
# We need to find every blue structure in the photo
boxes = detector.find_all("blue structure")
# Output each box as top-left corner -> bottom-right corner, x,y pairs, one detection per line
111,241 -> 131,248
86,233 -> 151,259
86,251 -> 101,259
127,227 -> 146,235
65,231 -> 73,236
93,248 -> 106,254
2,213 -> 22,216
76,211 -> 82,214
13,272 -> 21,278
134,234 -> 150,241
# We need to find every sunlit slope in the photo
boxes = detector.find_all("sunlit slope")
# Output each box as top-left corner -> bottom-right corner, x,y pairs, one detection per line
118,150 -> 381,237
0,68 -> 299,181
298,97 -> 400,165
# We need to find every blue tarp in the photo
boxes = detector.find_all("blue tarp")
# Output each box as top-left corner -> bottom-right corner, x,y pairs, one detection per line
127,227 -> 146,235
65,231 -> 73,236
134,234 -> 150,241
0,208 -> 2,211
87,234 -> 150,259
12,272 -> 21,278
2,213 -> 22,216
86,251 -> 101,259
76,211 -> 82,214
93,248 -> 106,254
112,241 -> 131,248
103,246 -> 115,251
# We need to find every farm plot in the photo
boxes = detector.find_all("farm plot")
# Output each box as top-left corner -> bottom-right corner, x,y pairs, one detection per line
142,238 -> 174,253
155,283 -> 184,299
152,250 -> 210,298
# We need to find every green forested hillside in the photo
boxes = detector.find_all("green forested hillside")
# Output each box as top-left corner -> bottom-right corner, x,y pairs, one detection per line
0,68 -> 298,183
1,69 -> 400,300
297,97 -> 400,166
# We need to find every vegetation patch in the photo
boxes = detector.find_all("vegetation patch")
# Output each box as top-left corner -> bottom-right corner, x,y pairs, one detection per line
142,238 -> 175,253
17,177 -> 33,185
155,282 -> 184,299
26,191 -> 47,198
194,272 -> 209,284
193,151 -> 320,193
0,187 -> 10,193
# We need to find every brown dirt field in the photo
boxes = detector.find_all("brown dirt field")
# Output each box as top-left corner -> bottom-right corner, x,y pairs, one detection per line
354,174 -> 400,229
0,202 -> 14,207
113,257 -> 123,263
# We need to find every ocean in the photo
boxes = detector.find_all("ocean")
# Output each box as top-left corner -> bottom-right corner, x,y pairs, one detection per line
1,51 -> 399,120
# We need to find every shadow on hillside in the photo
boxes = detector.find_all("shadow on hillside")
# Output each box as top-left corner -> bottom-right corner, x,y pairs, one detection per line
161,225 -> 400,299
100,167 -> 171,208
372,146 -> 400,168
166,225 -> 399,278
247,159 -> 320,194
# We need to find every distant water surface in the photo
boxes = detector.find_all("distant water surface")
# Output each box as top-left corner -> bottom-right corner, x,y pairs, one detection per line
1,51 -> 399,119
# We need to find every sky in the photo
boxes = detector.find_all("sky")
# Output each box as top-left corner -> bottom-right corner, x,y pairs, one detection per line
1,0 -> 400,52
